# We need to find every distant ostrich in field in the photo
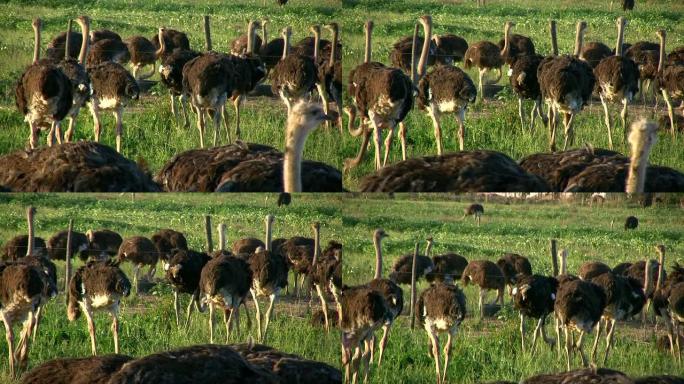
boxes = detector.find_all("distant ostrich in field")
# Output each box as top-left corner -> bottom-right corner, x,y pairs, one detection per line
47,230 -> 90,261
248,214 -> 289,342
46,26 -> 82,61
230,21 -> 263,56
166,249 -> 210,328
432,34 -> 468,65
21,354 -> 133,384
151,228 -> 188,269
512,274 -> 558,354
117,236 -> 159,293
86,229 -> 123,259
151,27 -> 191,58
389,28 -> 437,72
389,240 -> 435,284
625,215 -> 638,230
497,253 -> 533,294
463,203 -> 484,225
594,17 -> 639,149
497,21 -> 536,67
68,259 -> 131,355
339,285 -> 389,384
416,282 -> 467,384
271,26 -> 317,116
15,18 -> 73,148
462,260 -> 505,317
87,60 -> 139,153
463,26 -> 504,102
124,35 -> 157,80
578,261 -> 612,280
655,30 -> 684,137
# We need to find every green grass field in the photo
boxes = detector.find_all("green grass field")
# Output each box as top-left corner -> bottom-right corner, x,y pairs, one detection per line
1,0 -> 683,191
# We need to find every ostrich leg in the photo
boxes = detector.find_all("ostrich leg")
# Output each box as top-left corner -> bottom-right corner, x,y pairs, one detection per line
174,291 -> 181,327
398,122 -> 407,160
591,319 -> 603,363
382,123 -> 398,167
369,115 -> 383,170
478,68 -> 486,103
376,324 -> 390,366
170,94 -> 178,122
90,103 -> 103,143
427,328 -> 442,384
429,108 -> 443,155
562,113 -> 575,151
315,284 -> 330,332
46,121 -> 57,147
111,309 -> 120,354
262,292 -> 278,342
65,116 -> 77,142
84,307 -> 98,355
442,331 -> 454,384
114,107 -> 124,153
600,94 -> 613,149
251,289 -> 263,341
518,97 -> 525,129
620,98 -> 629,143
180,96 -> 190,128
234,95 -> 243,140
2,314 -> 16,378
212,108 -> 222,146
547,103 -> 556,151
196,106 -> 206,148
456,108 -> 466,151
603,319 -> 616,365
520,313 -> 526,352
208,303 -> 215,343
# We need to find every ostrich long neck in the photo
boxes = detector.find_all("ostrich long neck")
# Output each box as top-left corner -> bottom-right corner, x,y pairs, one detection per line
657,33 -> 666,73
64,20 -> 72,61
655,248 -> 665,289
264,218 -> 272,251
502,23 -> 511,56
283,116 -> 310,193
615,19 -> 625,57
550,20 -> 558,56
329,27 -> 337,68
364,23 -> 372,63
32,21 -> 40,64
282,31 -> 290,60
247,21 -> 254,55
574,23 -> 584,56
26,208 -> 35,257
346,106 -> 364,137
312,225 -> 320,266
410,24 -> 419,85
157,29 -> 166,58
263,23 -> 268,44
204,16 -> 212,51
78,19 -> 90,65
424,240 -> 433,257
417,18 -> 432,80
643,259 -> 651,295
217,223 -> 226,251
373,235 -> 383,279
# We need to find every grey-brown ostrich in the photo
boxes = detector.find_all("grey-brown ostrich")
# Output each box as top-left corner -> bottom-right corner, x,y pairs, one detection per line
594,17 -> 640,149
656,30 -> 684,137
15,18 -> 73,148
157,27 -> 199,128
67,259 -> 131,355
151,228 -> 188,269
166,249 -> 210,328
497,253 -> 532,295
124,35 -> 156,80
47,230 -> 90,261
86,229 -> 123,259
366,228 -> 404,367
463,203 -> 484,225
416,282 -> 467,384
230,22 -> 263,56
497,21 -> 536,67
512,274 -> 558,354
117,236 -> 159,293
20,354 -> 133,384
432,34 -> 468,66
271,26 -> 317,116
249,214 -> 289,342
340,285 -> 389,384
87,60 -> 139,153
389,240 -> 435,284
463,30 -> 504,102
462,260 -> 505,317
625,215 -> 638,230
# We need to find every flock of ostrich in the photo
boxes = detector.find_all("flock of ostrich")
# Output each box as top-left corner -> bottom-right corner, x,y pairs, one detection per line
2,5 -> 684,192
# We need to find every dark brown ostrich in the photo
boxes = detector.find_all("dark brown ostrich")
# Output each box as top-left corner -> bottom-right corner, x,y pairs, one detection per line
512,274 -> 558,354
230,22 -> 263,56
151,228 -> 188,268
106,344 -> 278,383
259,19 -> 285,73
497,21 -> 536,66
667,282 -> 684,363
425,250 -> 468,284
523,367 -> 634,384
46,28 -> 82,61
233,237 -> 266,256
389,33 -> 437,72
151,27 -> 190,58
90,29 -> 122,43
86,229 -> 123,259
497,253 -> 532,294
0,142 -> 160,192
655,30 -> 684,137
2,235 -> 47,261
578,22 -> 613,70
20,354 -> 133,384
271,26 -> 317,116
87,38 -> 130,66
554,277 -> 607,369
311,308 -> 339,328
248,214 -> 289,342
667,46 -> 684,65
87,61 -> 139,153
15,18 -> 73,148
652,246 -> 684,362
124,35 -> 156,80
432,34 -> 468,65
281,224 -> 317,297
625,215 -> 638,230
463,203 -> 484,225
578,261 -> 612,280
389,240 -> 434,284
635,376 -> 684,384
358,150 -> 550,193
594,17 -> 639,149
464,33 -> 504,102
317,22 -> 343,131
462,260 -> 505,317
47,230 -> 90,261
625,41 -> 660,103
416,282 -> 466,384
339,285 -> 389,384
67,259 -> 131,355
166,249 -> 210,328
309,240 -> 342,332
117,236 -> 159,293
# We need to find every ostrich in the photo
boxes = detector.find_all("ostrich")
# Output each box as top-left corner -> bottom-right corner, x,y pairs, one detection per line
86,229 -> 123,259
47,230 -> 90,261
512,274 -> 558,354
281,224 -> 317,297
668,282 -> 684,363
90,29 -> 122,43
151,228 -> 188,269
151,27 -> 190,58
554,276 -> 607,369
259,19 -> 285,73
87,60 -> 140,153
87,37 -> 130,66
248,214 -> 289,342
67,259 -> 131,355
166,249 -> 210,328
497,253 -> 533,294
578,23 -> 612,70
463,31 -> 504,102
635,376 -> 684,384
46,28 -> 82,61
340,285 -> 389,384
117,236 -> 159,293
233,237 -> 266,256
230,22 -> 263,56
14,18 -> 73,148
625,41 -> 660,103
523,368 -> 633,383
2,235 -> 47,261
416,282 -> 467,384
594,17 -> 639,149
509,20 -> 555,131
124,35 -> 157,80
359,150 -> 550,192
271,26 -> 317,116
497,21 -> 536,67
462,260 -> 505,317
578,261 -> 612,280
652,246 -> 684,362
655,30 -> 684,137
589,271 -> 646,365
317,22 -> 343,131
157,27 -> 199,128
309,228 -> 343,332
625,215 -> 638,230
389,31 -> 437,72
426,250 -> 468,284
21,354 -> 133,384
432,34 -> 468,66
538,21 -> 595,151
463,203 -> 484,225
389,241 -> 435,284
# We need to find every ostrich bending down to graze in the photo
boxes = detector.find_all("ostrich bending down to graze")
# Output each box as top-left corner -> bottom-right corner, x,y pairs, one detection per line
512,274 -> 558,354
656,30 -> 684,137
151,228 -> 188,269
167,248 -> 210,328
432,34 -> 468,66
340,285 -> 389,384
21,354 -> 133,384
389,240 -> 435,285
463,203 -> 484,225
416,282 -> 467,384
462,260 -> 505,317
625,215 -> 638,230
464,32 -> 504,102
497,253 -> 532,295
15,18 -> 73,148
124,35 -> 156,80
47,230 -> 90,261
87,60 -> 139,153
86,229 -> 123,259
117,236 -> 159,293
68,259 -> 131,355
271,26 -> 317,117
594,17 -> 639,149
249,214 -> 289,342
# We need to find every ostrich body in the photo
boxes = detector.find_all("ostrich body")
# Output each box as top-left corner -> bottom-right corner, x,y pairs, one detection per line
652,245 -> 684,362
523,368 -> 633,384
426,253 -> 468,284
462,260 -> 505,317
67,259 -> 131,355
233,237 -> 266,256
249,214 -> 289,342
46,30 -> 82,61
87,61 -> 139,153
594,17 -> 639,149
271,26 -> 317,116
157,28 -> 199,128
151,228 -> 188,269
231,28 -> 263,57
87,38 -> 130,66
2,236 -> 47,261
389,35 -> 437,72
124,35 -> 156,80
86,229 -> 123,259
578,261 -> 611,280
416,282 -> 467,384
47,230 -> 90,261
358,150 -> 550,192
389,240 -> 434,284
281,225 -> 316,297
21,354 -> 133,384
464,37 -> 503,102
90,29 -> 121,43
15,18 -> 73,149
656,30 -> 684,137
512,274 -> 558,354
463,203 -> 484,225
259,20 -> 285,73
151,28 -> 190,58
432,34 -> 468,65
117,236 -> 159,293
497,22 -> 536,66
497,253 -> 532,294
625,41 -> 660,103
166,249 -> 210,328
625,216 -> 638,230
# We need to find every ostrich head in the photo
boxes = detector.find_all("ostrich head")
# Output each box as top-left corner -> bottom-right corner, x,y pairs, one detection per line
76,15 -> 90,28
309,24 -> 321,36
265,214 -> 275,226
655,244 -> 665,256
281,26 -> 292,40
655,29 -> 666,40
32,18 -> 42,30
374,228 -> 388,241
312,221 -> 321,232
324,22 -> 338,34
289,101 -> 332,133
626,118 -> 658,193
364,20 -> 374,33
